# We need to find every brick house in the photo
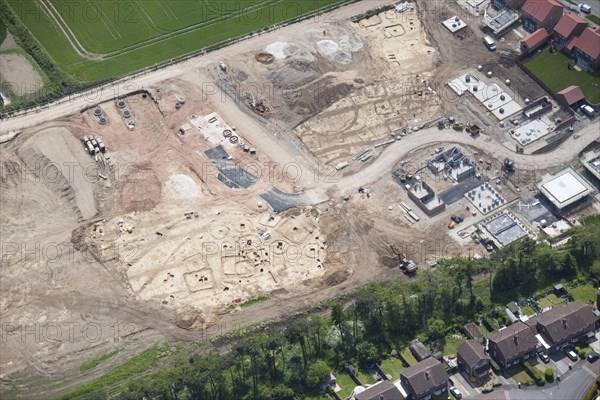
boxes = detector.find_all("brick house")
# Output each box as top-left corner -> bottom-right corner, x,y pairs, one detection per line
553,14 -> 588,50
570,27 -> 600,70
531,300 -> 596,353
488,321 -> 538,369
400,358 -> 448,400
521,28 -> 549,54
354,380 -> 404,400
457,340 -> 490,383
521,0 -> 564,33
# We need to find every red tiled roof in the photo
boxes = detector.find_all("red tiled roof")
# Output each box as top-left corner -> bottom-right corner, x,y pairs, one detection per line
557,85 -> 585,105
565,36 -> 578,51
521,28 -> 549,48
572,27 -> 600,60
522,0 -> 563,23
554,14 -> 587,39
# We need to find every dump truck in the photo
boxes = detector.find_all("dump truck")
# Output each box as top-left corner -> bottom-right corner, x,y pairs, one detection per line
453,122 -> 465,131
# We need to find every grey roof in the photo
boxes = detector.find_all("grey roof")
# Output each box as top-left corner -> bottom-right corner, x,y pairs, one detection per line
535,301 -> 596,345
401,358 -> 448,397
409,340 -> 432,361
355,381 -> 404,400
489,321 -> 538,360
457,340 -> 489,367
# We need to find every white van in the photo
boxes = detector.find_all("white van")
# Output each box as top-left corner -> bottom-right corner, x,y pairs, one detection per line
483,35 -> 497,51
579,4 -> 592,13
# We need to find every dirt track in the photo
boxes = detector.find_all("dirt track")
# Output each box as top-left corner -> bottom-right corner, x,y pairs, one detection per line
1,1 -> 599,397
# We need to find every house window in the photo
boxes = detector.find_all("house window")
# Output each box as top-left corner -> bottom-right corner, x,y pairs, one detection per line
524,354 -> 530,359
435,389 -> 442,395
514,359 -> 520,365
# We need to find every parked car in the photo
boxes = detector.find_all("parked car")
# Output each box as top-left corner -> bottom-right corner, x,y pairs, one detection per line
566,350 -> 578,361
540,353 -> 550,363
587,352 -> 599,362
449,386 -> 463,399
451,214 -> 464,223
579,3 -> 592,13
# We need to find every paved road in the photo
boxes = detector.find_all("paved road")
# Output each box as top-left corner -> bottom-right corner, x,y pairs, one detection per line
1,0 -> 599,206
0,0 -> 387,134
556,0 -> 600,23
469,362 -> 598,400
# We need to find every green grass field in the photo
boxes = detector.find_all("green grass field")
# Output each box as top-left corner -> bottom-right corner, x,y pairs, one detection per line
525,49 -> 600,104
586,14 -> 600,26
400,348 -> 418,366
443,336 -> 464,357
521,306 -> 536,316
333,370 -> 356,399
6,0 -> 351,82
570,284 -> 597,303
380,357 -> 404,380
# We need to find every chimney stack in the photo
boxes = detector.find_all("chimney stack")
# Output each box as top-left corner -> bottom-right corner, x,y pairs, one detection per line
513,335 -> 518,345
425,370 -> 430,380
562,318 -> 567,328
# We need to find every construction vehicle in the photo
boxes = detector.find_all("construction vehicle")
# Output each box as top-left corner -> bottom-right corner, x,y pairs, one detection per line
388,244 -> 418,274
453,122 -> 465,131
466,122 -> 480,136
503,158 -> 515,173
448,221 -> 456,229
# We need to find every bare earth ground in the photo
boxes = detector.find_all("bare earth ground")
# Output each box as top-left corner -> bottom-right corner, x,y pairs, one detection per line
0,1 -> 599,398
0,32 -> 17,51
0,53 -> 43,96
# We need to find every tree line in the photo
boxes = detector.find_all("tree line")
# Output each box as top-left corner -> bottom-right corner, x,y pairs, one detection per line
77,216 -> 600,400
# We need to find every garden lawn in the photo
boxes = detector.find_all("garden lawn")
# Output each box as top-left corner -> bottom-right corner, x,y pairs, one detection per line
571,284 -> 596,303
521,306 -> 536,316
443,336 -> 465,357
356,367 -> 376,386
400,348 -> 418,366
333,371 -> 356,400
380,357 -> 404,380
525,49 -> 600,104
506,364 -> 534,386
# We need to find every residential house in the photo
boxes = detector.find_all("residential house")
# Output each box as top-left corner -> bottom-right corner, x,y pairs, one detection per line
533,301 -> 596,353
492,0 -> 526,10
521,0 -> 564,32
354,380 -> 404,400
488,321 -> 538,369
521,28 -> 549,54
400,357 -> 448,400
457,340 -> 490,383
571,27 -> 600,70
556,85 -> 585,108
553,14 -> 587,50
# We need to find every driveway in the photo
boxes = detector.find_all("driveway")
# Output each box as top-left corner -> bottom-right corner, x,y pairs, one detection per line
467,358 -> 598,400
450,370 -> 480,398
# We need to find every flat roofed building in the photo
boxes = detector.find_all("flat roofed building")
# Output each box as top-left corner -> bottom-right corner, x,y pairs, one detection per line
537,167 -> 594,210
581,148 -> 600,182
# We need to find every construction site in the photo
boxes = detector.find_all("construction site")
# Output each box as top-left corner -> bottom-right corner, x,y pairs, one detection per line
0,0 -> 599,397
